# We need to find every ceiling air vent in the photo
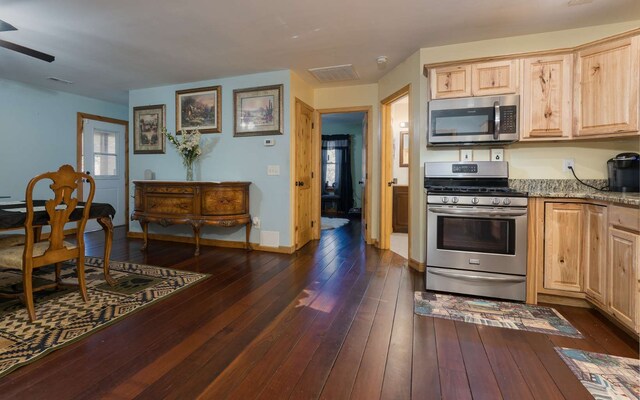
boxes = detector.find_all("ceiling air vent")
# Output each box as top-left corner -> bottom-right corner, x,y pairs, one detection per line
308,64 -> 359,83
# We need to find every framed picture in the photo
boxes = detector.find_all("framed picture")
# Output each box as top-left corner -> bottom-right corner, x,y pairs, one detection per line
133,104 -> 166,154
175,85 -> 221,134
233,84 -> 283,137
400,131 -> 409,167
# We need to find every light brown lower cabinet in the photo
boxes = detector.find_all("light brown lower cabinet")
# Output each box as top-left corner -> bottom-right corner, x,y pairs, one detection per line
534,199 -> 639,336
543,203 -> 583,292
608,226 -> 639,331
583,205 -> 608,306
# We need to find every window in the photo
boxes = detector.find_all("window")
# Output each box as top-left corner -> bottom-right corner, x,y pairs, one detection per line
93,130 -> 117,176
325,148 -> 336,188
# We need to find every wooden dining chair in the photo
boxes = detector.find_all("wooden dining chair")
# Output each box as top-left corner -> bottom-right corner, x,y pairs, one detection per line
0,165 -> 94,321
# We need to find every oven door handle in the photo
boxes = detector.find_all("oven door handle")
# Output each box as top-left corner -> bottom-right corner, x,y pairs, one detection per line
428,207 -> 527,217
429,269 -> 526,283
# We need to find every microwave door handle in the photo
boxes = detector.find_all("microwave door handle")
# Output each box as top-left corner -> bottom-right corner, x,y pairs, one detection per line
493,101 -> 500,140
428,207 -> 527,217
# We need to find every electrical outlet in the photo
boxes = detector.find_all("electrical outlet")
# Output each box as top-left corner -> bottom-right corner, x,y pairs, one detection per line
252,217 -> 261,229
491,148 -> 504,162
460,149 -> 473,162
562,159 -> 575,172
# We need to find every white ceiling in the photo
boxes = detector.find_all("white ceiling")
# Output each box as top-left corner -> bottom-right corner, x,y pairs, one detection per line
1,0 -> 639,104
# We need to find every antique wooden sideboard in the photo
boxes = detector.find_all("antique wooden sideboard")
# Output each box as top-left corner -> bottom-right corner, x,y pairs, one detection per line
131,181 -> 251,255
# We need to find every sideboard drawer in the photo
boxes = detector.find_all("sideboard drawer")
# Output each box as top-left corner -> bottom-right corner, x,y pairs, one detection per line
145,185 -> 195,195
202,188 -> 248,216
145,195 -> 194,215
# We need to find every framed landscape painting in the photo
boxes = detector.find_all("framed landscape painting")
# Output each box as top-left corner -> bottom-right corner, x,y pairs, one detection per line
233,84 -> 283,137
175,85 -> 221,134
133,104 -> 165,154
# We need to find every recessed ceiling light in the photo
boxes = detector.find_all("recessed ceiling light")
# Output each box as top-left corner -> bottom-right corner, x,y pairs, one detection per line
568,0 -> 594,6
47,76 -> 73,84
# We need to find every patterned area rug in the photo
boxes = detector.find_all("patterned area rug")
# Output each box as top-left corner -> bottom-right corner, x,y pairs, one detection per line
414,292 -> 582,338
0,257 -> 208,378
556,348 -> 640,400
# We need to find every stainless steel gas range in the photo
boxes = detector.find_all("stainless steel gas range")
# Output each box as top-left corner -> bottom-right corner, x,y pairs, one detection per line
424,161 -> 528,301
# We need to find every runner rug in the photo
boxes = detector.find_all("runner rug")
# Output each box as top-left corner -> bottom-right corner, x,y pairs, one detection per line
414,291 -> 582,338
0,256 -> 208,378
556,347 -> 639,400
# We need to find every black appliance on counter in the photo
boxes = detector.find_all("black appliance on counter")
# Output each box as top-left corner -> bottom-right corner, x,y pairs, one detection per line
608,152 -> 639,193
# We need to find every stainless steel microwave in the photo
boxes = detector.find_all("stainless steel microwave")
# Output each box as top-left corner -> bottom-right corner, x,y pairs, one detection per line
428,94 -> 519,146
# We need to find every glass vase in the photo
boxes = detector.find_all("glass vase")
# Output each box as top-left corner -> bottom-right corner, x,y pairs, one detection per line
185,160 -> 194,181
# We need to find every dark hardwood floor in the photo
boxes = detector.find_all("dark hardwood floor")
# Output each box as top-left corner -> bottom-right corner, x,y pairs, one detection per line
0,220 -> 637,399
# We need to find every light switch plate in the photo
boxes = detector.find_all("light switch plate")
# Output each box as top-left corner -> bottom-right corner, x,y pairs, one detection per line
264,138 -> 275,146
491,148 -> 504,162
267,165 -> 280,176
460,149 -> 473,162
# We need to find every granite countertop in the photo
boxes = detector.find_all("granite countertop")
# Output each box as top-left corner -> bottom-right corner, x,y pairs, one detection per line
509,179 -> 640,207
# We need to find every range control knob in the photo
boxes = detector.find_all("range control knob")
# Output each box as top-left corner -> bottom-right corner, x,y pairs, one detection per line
441,196 -> 449,204
471,197 -> 479,205
492,197 -> 501,205
503,198 -> 512,205
451,196 -> 459,204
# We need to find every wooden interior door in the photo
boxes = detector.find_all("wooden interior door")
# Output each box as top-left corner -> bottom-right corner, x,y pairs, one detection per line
360,113 -> 367,239
295,100 -> 314,250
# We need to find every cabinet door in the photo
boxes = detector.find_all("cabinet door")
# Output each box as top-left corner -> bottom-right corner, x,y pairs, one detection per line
583,205 -> 607,305
575,36 -> 639,137
608,227 -> 638,331
471,60 -> 518,96
521,55 -> 573,140
430,65 -> 472,99
544,203 -> 583,292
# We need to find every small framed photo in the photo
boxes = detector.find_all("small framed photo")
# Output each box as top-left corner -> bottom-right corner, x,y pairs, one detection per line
175,85 -> 221,134
233,84 -> 283,137
133,104 -> 166,154
400,131 -> 409,167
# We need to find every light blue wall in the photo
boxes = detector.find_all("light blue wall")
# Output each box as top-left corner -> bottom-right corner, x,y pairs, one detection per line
321,117 -> 364,208
0,78 -> 128,199
129,70 -> 292,246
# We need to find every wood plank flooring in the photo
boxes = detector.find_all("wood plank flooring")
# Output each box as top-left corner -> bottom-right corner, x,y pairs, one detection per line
0,219 -> 637,399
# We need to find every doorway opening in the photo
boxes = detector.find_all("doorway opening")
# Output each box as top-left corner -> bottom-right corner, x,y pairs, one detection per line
380,86 -> 411,259
76,113 -> 129,232
315,107 -> 372,244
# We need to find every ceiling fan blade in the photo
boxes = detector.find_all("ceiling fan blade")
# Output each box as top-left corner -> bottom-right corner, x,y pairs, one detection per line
0,39 -> 54,62
0,19 -> 17,32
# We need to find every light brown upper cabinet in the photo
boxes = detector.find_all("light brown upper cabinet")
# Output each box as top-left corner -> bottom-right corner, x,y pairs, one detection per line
430,60 -> 517,99
471,60 -> 518,97
574,36 -> 639,137
430,65 -> 472,99
521,54 -> 573,140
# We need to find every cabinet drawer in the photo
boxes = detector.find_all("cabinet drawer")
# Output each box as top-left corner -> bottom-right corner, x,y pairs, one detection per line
609,205 -> 640,232
202,188 -> 248,216
145,186 -> 195,194
145,195 -> 194,214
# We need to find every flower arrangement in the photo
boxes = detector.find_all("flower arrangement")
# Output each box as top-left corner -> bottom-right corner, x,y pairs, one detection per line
163,128 -> 203,181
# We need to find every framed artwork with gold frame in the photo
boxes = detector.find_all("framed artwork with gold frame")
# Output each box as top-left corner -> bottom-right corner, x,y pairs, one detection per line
175,85 -> 221,134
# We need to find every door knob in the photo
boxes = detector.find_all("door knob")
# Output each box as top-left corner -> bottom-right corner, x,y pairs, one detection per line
299,181 -> 305,187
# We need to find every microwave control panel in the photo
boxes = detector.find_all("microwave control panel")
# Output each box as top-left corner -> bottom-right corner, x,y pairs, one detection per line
500,106 -> 517,133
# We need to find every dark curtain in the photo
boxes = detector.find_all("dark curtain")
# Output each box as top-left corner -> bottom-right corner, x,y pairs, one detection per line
322,135 -> 353,213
